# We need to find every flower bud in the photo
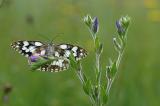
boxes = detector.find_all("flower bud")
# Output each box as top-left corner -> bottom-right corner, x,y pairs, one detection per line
83,15 -> 92,28
92,17 -> 99,34
116,16 -> 131,38
120,16 -> 131,28
116,20 -> 125,35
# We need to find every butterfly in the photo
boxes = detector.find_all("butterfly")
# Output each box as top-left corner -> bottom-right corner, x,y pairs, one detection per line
11,41 -> 87,72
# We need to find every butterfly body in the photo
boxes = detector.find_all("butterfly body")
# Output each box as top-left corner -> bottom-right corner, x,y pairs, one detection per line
11,41 -> 87,72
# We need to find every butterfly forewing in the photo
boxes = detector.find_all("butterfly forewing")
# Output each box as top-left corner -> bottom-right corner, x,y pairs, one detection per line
11,41 -> 44,57
55,44 -> 87,61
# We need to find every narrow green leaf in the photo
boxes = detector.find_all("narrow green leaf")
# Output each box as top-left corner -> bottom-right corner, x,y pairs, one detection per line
83,80 -> 92,95
91,92 -> 96,101
113,37 -> 121,52
95,37 -> 103,55
96,71 -> 101,84
101,86 -> 108,104
98,43 -> 103,55
106,66 -> 111,80
106,61 -> 117,79
30,57 -> 54,71
69,52 -> 78,69
82,72 -> 88,83
110,61 -> 117,77
95,37 -> 100,51
94,85 -> 99,98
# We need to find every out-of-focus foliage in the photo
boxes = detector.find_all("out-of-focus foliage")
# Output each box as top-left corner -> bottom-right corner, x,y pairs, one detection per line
0,0 -> 160,106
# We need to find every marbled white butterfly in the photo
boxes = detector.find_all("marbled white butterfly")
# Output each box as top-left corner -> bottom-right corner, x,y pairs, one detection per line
11,41 -> 87,72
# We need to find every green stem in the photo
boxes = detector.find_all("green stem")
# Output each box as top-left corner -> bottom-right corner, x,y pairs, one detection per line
76,63 -> 95,105
93,37 -> 101,106
106,78 -> 112,95
106,41 -> 125,96
116,51 -> 124,68
88,28 -> 102,106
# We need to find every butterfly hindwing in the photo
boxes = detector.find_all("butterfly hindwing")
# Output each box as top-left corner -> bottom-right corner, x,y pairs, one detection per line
37,58 -> 70,72
11,41 -> 44,57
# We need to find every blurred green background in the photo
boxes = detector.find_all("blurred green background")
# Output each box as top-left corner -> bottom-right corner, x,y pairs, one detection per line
0,0 -> 160,106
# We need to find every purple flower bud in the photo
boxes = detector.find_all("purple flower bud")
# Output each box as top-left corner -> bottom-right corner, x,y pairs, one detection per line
92,17 -> 99,34
29,55 -> 39,62
116,20 -> 125,34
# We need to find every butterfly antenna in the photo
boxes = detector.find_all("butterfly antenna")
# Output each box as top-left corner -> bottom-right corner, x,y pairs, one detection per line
37,33 -> 50,42
37,32 -> 64,44
50,33 -> 64,44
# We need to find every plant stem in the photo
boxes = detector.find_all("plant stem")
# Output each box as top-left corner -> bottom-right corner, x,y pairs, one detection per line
106,41 -> 125,96
92,34 -> 101,106
75,63 -> 95,105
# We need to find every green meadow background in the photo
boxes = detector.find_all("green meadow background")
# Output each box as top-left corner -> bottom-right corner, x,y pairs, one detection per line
0,0 -> 160,106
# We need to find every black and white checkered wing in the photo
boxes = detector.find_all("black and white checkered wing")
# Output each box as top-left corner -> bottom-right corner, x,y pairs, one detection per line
38,58 -> 70,72
11,41 -> 44,57
54,44 -> 87,61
